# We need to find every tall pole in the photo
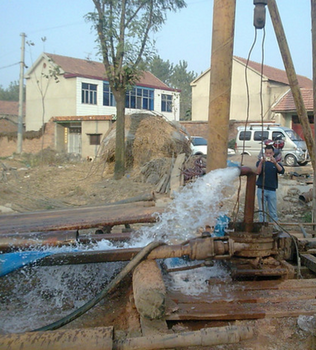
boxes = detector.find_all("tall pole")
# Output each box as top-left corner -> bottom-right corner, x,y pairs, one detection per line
311,0 -> 316,225
17,32 -> 26,154
207,0 -> 236,172
267,0 -> 315,169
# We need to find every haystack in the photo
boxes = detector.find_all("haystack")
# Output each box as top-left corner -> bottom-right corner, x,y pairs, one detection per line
99,114 -> 191,172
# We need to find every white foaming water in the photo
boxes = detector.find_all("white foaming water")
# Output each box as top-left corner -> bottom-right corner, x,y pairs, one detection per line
165,261 -> 232,296
0,167 -> 240,333
129,167 -> 240,246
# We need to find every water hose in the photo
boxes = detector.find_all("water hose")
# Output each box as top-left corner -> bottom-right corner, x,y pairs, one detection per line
32,240 -> 165,332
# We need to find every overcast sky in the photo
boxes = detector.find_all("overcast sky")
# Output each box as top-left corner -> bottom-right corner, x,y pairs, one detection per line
0,0 -> 313,89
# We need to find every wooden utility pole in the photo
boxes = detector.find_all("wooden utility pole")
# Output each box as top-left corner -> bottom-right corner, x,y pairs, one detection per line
17,32 -> 26,154
207,0 -> 236,172
311,0 -> 316,224
267,0 -> 315,169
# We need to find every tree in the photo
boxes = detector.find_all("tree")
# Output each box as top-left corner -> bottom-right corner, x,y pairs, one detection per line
87,0 -> 186,179
148,55 -> 174,86
0,81 -> 22,101
169,60 -> 197,120
148,56 -> 197,120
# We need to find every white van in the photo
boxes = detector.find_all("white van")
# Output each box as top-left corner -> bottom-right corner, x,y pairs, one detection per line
235,123 -> 310,166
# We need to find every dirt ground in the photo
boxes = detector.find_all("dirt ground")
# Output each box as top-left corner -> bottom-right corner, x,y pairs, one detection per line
1,152 -> 316,349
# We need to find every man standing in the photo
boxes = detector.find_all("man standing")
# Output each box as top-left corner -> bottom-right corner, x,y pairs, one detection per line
256,145 -> 285,222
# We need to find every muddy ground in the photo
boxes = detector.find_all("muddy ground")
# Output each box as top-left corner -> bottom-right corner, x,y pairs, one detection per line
0,153 -> 316,349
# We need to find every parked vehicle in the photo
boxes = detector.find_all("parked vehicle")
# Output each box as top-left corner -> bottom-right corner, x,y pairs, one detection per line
235,123 -> 310,166
190,136 -> 235,156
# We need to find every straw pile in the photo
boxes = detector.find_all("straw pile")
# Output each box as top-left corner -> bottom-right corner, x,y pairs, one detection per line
99,114 -> 191,177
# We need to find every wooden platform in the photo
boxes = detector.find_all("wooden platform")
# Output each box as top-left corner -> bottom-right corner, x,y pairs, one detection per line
165,278 -> 316,321
0,202 -> 164,235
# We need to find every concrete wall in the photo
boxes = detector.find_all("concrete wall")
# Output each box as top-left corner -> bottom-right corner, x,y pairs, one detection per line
26,56 -> 76,131
191,59 -> 290,123
81,120 -> 112,159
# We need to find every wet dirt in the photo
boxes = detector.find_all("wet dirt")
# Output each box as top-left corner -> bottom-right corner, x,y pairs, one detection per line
0,154 -> 315,349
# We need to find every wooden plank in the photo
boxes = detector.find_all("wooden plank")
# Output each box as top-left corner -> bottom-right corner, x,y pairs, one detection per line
165,299 -> 316,321
0,202 -> 164,234
301,254 -> 316,274
170,153 -> 186,198
167,287 -> 316,305
165,278 -> 316,321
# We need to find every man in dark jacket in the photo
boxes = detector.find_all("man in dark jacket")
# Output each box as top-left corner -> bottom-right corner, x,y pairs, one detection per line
256,145 -> 285,222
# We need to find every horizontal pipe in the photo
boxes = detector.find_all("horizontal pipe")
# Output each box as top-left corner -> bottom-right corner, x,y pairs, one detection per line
0,327 -> 113,350
34,238 -> 248,267
114,325 -> 253,350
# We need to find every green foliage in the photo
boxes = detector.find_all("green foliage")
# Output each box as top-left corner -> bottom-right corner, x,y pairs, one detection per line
87,0 -> 186,91
228,138 -> 236,149
147,56 -> 197,120
0,81 -> 24,101
148,56 -> 174,85
303,211 -> 312,223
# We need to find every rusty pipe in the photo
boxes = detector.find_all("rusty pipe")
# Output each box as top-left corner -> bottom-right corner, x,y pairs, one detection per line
239,166 -> 257,232
34,237 -> 248,267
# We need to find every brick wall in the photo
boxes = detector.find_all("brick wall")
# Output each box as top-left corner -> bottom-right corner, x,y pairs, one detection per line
180,120 -> 245,143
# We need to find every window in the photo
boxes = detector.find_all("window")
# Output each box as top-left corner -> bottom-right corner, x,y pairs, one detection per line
125,87 -> 154,110
238,131 -> 251,141
161,94 -> 172,112
254,131 -> 269,141
103,82 -> 116,106
272,131 -> 285,141
82,83 -> 97,104
88,134 -> 102,145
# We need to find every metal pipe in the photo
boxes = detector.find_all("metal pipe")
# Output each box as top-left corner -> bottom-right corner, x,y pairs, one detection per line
34,237 -> 248,267
207,0 -> 236,172
239,166 -> 257,232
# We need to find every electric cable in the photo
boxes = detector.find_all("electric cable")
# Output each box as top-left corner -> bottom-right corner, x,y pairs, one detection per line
233,28 -> 257,223
31,240 -> 165,332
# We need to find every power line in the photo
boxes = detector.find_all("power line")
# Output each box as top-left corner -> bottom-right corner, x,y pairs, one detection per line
0,62 -> 20,70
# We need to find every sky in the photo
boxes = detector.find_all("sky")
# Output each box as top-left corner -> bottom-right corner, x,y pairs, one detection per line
0,0 -> 313,89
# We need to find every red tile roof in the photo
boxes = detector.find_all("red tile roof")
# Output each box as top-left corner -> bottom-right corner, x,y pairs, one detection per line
45,53 -> 174,91
235,57 -> 313,88
0,101 -> 25,116
272,88 -> 314,112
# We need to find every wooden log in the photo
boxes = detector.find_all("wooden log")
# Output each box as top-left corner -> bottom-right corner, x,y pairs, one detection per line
133,260 -> 166,320
155,174 -> 168,193
0,327 -> 113,350
113,325 -> 253,350
170,153 -> 186,199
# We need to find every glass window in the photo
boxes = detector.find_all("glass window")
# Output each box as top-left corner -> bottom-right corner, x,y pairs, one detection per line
161,94 -> 172,112
103,82 -> 116,106
192,137 -> 207,146
239,131 -> 251,141
285,129 -> 303,141
88,134 -> 102,145
272,131 -> 285,141
254,131 -> 269,141
82,83 -> 97,104
126,87 -> 154,110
